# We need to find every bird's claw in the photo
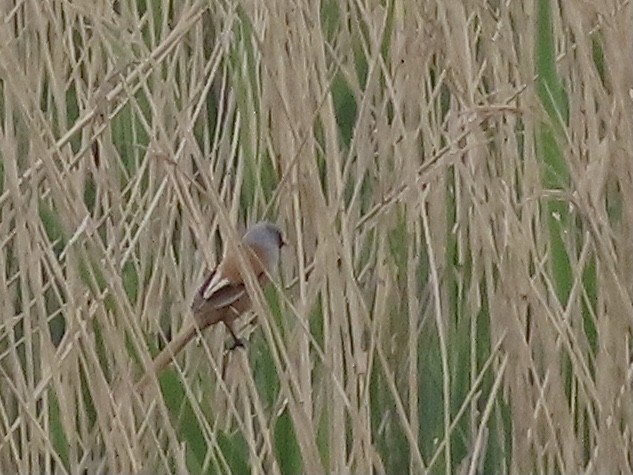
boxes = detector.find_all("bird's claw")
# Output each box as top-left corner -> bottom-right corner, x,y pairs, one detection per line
228,338 -> 245,351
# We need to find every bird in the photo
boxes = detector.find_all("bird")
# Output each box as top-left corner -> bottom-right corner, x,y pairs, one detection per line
136,221 -> 285,389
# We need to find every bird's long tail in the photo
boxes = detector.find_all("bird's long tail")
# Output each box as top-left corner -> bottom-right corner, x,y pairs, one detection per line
135,323 -> 199,391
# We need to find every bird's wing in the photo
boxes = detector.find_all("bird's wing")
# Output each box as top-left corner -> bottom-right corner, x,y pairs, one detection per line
199,270 -> 246,309
196,249 -> 268,310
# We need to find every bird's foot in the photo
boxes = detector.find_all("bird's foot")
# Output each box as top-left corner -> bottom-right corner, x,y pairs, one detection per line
228,338 -> 245,351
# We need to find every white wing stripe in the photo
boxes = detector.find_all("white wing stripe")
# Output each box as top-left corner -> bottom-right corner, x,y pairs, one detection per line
202,274 -> 232,300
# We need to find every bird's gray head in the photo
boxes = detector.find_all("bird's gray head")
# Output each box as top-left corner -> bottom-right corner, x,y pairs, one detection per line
242,221 -> 285,251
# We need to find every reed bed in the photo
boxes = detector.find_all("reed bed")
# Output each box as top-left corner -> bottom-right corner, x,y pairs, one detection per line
0,0 -> 631,473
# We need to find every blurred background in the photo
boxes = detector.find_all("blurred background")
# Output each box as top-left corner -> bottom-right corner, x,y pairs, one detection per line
0,0 -> 631,473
